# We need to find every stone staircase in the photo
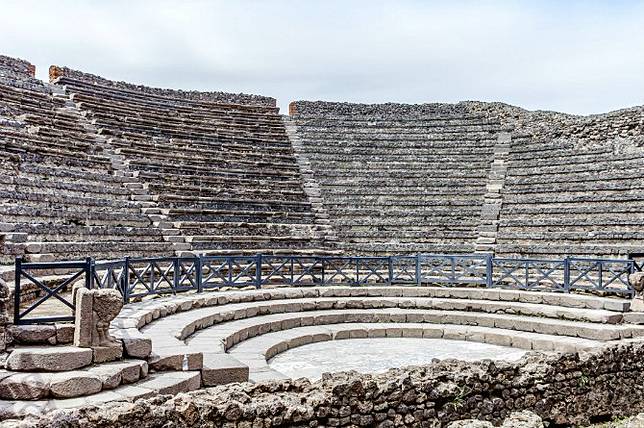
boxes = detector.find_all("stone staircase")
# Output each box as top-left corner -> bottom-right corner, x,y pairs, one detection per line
475,132 -> 511,253
57,89 -> 190,256
282,115 -> 339,247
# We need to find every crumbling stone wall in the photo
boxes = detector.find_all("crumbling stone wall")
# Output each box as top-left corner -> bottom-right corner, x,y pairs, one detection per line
8,342 -> 644,427
0,55 -> 35,78
49,66 -> 276,107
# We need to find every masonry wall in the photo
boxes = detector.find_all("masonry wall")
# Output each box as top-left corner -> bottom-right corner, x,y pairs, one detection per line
9,341 -> 644,427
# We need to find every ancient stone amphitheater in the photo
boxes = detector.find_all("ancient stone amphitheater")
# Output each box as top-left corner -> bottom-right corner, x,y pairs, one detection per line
1,54 -> 644,427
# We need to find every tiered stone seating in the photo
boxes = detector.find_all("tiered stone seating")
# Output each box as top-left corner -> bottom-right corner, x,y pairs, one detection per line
495,107 -> 644,258
3,284 -> 644,418
288,101 -> 504,255
113,286 -> 640,383
51,67 -> 334,256
0,56 -> 175,268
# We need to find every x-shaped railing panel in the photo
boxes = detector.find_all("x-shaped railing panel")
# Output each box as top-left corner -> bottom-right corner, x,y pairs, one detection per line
322,258 -> 355,285
390,256 -> 416,283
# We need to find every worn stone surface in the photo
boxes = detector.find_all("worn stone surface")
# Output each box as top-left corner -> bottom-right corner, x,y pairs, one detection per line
0,372 -> 50,400
5,346 -> 93,372
7,326 -> 56,345
92,343 -> 123,364
49,372 -> 102,398
201,353 -> 249,386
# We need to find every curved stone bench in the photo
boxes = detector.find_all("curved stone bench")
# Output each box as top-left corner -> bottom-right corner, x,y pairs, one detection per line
108,287 -> 633,360
123,289 -> 642,383
225,323 -> 604,382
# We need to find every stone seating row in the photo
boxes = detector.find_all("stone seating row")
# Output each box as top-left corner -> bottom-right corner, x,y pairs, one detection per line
506,158 -> 644,178
70,90 -> 287,129
104,286 -> 635,386
297,125 -> 501,136
80,98 -> 288,128
95,119 -> 291,147
89,108 -> 289,136
139,171 -> 305,193
228,323 -> 604,382
295,132 -> 498,143
0,358 -> 149,400
303,144 -> 497,155
509,148 -> 620,167
66,89 -> 283,127
152,184 -> 309,203
126,156 -> 301,179
294,116 -> 497,127
504,180 -> 642,194
500,217 -> 644,228
108,286 -> 630,357
114,145 -> 301,173
60,77 -> 278,115
114,128 -> 293,150
333,243 -> 476,255
110,136 -> 297,160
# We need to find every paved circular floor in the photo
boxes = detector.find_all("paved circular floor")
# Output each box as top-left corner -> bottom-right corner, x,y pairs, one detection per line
269,338 -> 527,379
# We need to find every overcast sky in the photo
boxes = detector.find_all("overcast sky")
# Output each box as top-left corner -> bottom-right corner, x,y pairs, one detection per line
1,0 -> 643,114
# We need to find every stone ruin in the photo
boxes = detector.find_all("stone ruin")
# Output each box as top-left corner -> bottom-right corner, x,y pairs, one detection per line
73,288 -> 123,362
0,53 -> 642,426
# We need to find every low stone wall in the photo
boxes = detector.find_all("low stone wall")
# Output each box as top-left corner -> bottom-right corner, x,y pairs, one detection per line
6,340 -> 644,427
288,100 -> 480,118
49,66 -> 277,107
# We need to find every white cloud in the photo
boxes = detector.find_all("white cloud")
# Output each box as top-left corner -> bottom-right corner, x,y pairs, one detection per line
0,0 -> 643,114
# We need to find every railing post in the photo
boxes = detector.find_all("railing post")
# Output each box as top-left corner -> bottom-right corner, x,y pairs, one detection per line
486,254 -> 493,288
123,257 -> 130,304
14,257 -> 22,324
387,256 -> 393,286
85,257 -> 93,289
598,260 -> 603,290
450,256 -> 456,283
196,255 -> 203,293
255,254 -> 262,289
415,254 -> 422,286
354,257 -> 360,286
172,257 -> 180,294
563,257 -> 570,293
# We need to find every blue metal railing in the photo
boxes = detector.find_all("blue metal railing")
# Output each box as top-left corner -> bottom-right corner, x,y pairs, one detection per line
13,253 -> 639,324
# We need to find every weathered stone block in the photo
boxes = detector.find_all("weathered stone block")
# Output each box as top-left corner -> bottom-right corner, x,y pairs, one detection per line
6,346 -> 92,372
201,353 -> 249,386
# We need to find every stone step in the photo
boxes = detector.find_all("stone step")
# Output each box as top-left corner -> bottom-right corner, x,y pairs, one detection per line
229,322 -> 603,382
0,369 -> 197,418
5,346 -> 93,372
0,359 -> 147,400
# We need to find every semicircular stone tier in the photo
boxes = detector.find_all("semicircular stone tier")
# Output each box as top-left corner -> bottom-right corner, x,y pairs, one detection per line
2,285 -> 644,419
